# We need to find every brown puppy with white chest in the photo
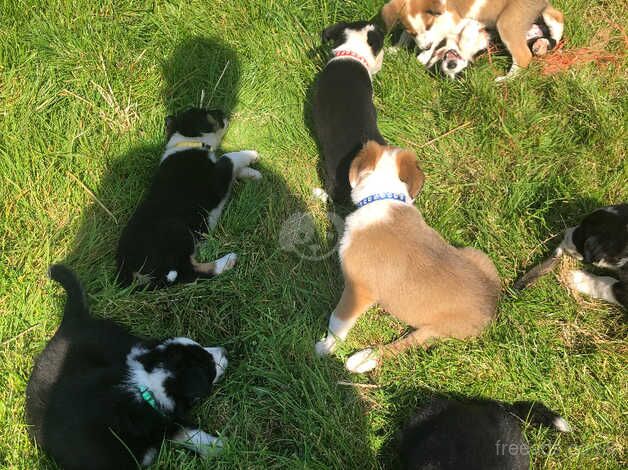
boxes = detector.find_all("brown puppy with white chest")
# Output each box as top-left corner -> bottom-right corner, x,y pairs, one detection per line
382,0 -> 564,80
315,141 -> 500,373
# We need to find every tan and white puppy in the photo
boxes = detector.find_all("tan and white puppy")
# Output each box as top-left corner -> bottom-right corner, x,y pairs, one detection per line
382,0 -> 564,80
315,141 -> 501,373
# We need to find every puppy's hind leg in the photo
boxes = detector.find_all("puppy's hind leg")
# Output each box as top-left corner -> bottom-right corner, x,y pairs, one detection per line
495,4 -> 540,80
190,253 -> 238,279
345,327 -> 441,373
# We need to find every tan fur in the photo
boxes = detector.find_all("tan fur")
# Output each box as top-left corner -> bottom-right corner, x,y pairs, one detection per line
336,142 -> 500,359
382,0 -> 564,68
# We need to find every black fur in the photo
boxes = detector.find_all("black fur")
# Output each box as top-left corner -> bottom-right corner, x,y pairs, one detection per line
116,107 -> 233,288
399,397 -> 568,470
26,265 -> 221,469
312,21 -> 386,204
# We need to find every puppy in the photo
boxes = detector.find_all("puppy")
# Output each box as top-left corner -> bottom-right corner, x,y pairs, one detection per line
381,0 -> 564,80
399,396 -> 570,469
311,21 -> 386,205
515,204 -> 628,308
315,141 -> 500,373
26,265 -> 228,469
117,107 -> 261,288
427,18 -> 491,79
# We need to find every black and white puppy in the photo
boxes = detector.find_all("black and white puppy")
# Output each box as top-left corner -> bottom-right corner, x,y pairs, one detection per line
515,204 -> 628,308
26,265 -> 228,469
117,107 -> 261,288
311,21 -> 386,204
399,397 -> 570,470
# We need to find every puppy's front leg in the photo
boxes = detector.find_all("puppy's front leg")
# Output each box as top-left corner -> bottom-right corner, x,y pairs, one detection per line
570,270 -> 622,306
171,427 -> 223,457
315,284 -> 374,356
223,150 -> 262,180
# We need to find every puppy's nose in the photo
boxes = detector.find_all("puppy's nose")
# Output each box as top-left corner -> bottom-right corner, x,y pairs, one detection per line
446,60 -> 457,70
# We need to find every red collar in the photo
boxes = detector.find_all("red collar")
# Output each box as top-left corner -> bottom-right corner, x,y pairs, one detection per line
332,50 -> 371,70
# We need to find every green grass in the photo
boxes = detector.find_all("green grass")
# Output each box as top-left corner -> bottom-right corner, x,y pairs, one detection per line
1,0 -> 627,468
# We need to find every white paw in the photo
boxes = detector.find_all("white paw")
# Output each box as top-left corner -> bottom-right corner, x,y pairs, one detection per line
417,50 -> 432,65
345,348 -> 380,373
315,335 -> 337,356
495,64 -> 521,82
215,252 -> 237,274
204,346 -> 228,382
312,187 -> 329,203
244,150 -> 260,163
570,269 -> 599,296
238,167 -> 262,180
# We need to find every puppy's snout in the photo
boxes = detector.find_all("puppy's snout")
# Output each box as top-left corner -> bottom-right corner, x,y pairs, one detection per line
446,60 -> 457,70
204,346 -> 228,383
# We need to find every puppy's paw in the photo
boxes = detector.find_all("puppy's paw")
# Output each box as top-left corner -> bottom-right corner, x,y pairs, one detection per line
417,50 -> 432,65
345,348 -> 379,373
238,167 -> 263,180
495,64 -> 521,82
215,253 -> 237,274
315,335 -> 336,356
243,150 -> 260,163
312,187 -> 329,203
570,269 -> 598,296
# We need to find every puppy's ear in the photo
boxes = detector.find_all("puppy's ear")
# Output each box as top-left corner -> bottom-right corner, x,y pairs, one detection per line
396,149 -> 425,198
381,0 -> 402,31
165,115 -> 176,138
322,22 -> 347,43
349,141 -> 383,188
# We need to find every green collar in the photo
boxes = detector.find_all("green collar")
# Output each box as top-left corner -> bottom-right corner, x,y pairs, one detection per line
137,386 -> 163,415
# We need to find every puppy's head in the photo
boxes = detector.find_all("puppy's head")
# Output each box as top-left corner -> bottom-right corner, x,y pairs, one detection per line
382,0 -> 445,41
569,207 -> 628,268
322,21 -> 385,74
349,141 -> 425,201
127,337 -> 228,415
440,48 -> 468,78
165,107 -> 228,149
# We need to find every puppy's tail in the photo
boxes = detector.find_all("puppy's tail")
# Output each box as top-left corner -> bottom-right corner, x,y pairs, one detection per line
48,264 -> 89,324
513,248 -> 562,290
507,401 -> 571,432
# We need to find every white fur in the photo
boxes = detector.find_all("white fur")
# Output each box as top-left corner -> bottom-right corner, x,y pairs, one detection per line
429,19 -> 489,79
345,348 -> 379,373
495,63 -> 521,82
204,346 -> 228,383
172,428 -> 223,457
207,197 -> 228,231
223,150 -> 259,171
415,11 -> 458,53
237,167 -> 262,179
329,24 -> 384,76
466,0 -> 488,20
214,252 -> 237,275
158,337 -> 200,349
165,270 -> 178,283
339,149 -> 411,257
125,346 -> 175,412
312,187 -> 329,203
570,270 -> 619,305
142,448 -> 157,466
161,126 -> 227,163
559,227 -> 583,260
542,10 -> 564,42
553,416 -> 571,433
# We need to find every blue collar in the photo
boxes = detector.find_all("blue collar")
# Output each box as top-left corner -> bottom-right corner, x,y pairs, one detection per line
356,192 -> 407,208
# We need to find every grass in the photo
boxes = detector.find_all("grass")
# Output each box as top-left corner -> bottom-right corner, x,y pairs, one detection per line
0,0 -> 626,468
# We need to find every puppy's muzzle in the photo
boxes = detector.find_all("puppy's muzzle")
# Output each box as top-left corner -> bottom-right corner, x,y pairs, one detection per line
444,50 -> 462,70
204,346 -> 228,383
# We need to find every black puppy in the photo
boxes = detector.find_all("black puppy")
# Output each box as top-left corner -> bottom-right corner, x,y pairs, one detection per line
117,107 -> 261,288
399,397 -> 570,470
515,204 -> 627,308
311,21 -> 385,205
26,265 -> 228,469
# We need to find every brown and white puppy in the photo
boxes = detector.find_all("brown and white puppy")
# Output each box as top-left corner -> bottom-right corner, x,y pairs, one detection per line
315,141 -> 500,373
381,0 -> 564,80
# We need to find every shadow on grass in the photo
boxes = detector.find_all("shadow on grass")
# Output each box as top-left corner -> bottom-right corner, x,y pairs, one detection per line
39,35 -> 375,468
